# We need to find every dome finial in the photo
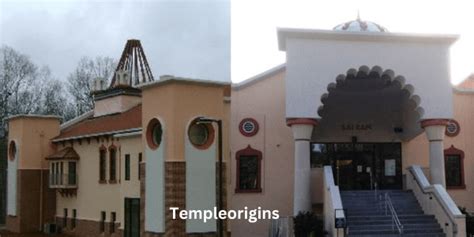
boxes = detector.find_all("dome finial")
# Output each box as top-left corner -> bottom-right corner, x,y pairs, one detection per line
357,10 -> 361,21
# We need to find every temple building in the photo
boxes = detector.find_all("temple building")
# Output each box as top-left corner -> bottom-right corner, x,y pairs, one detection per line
5,18 -> 473,237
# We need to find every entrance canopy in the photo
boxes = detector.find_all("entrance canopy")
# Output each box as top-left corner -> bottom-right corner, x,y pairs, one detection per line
278,28 -> 458,134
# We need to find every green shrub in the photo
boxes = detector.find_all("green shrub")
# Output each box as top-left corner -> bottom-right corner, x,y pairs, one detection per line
293,211 -> 326,237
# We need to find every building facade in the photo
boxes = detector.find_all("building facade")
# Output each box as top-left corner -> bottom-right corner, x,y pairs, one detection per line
5,20 -> 474,237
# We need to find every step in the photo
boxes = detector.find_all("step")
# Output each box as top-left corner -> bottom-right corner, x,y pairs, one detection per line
347,228 -> 444,235
348,233 -> 446,237
347,214 -> 436,221
349,223 -> 441,231
341,190 -> 445,237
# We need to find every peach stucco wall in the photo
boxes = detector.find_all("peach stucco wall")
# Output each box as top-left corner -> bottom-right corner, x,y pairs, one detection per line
141,81 -> 230,163
94,94 -> 141,117
56,135 -> 142,228
230,69 -> 295,237
8,116 -> 60,169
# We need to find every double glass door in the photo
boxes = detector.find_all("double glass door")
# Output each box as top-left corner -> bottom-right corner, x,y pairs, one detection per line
311,143 -> 402,190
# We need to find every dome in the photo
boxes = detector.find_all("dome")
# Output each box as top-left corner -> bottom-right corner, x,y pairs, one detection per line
333,16 -> 388,33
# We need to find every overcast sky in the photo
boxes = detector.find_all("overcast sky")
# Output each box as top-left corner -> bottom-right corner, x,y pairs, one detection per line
232,0 -> 474,84
0,0 -> 230,82
1,0 -> 473,84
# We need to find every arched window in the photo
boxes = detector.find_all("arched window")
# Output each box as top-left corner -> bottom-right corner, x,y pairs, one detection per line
235,145 -> 262,193
444,145 -> 465,189
109,146 -> 117,182
99,146 -> 107,183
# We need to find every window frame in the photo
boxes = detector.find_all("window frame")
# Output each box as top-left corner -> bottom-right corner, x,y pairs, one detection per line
188,118 -> 215,150
63,208 -> 68,228
110,211 -> 116,233
235,145 -> 262,193
100,211 -> 106,233
444,145 -> 466,189
138,153 -> 142,180
125,154 -> 130,181
72,209 -> 77,229
109,145 -> 117,182
99,146 -> 107,183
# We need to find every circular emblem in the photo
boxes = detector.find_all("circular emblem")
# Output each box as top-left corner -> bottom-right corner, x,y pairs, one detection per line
445,120 -> 460,137
239,118 -> 259,137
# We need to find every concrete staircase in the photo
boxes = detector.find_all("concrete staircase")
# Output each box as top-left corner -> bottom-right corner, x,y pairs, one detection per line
341,190 -> 446,237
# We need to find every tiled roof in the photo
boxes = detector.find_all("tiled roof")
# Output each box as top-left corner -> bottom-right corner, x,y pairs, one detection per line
46,147 -> 80,160
53,104 -> 142,141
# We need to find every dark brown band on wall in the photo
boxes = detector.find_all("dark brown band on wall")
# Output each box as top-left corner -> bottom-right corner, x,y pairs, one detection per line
420,119 -> 449,128
286,118 -> 319,127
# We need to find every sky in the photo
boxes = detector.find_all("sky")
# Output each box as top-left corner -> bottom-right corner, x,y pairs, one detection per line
1,0 -> 473,84
232,0 -> 474,84
0,0 -> 230,82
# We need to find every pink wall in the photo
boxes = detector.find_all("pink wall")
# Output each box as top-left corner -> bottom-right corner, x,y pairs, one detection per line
230,68 -> 474,237
230,68 -> 294,237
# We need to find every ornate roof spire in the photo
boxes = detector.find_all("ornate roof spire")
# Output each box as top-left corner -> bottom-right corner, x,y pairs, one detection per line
110,39 -> 154,88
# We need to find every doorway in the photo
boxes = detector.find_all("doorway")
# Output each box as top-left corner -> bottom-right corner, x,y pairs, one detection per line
310,143 -> 402,190
124,198 -> 140,237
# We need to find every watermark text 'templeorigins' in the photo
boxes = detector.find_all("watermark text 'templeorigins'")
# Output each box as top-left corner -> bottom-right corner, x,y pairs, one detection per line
170,207 -> 279,223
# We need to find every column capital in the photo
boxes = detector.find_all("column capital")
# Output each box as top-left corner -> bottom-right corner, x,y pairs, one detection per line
420,119 -> 449,128
286,118 -> 319,127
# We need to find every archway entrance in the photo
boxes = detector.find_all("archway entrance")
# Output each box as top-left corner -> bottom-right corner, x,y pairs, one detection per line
311,66 -> 424,190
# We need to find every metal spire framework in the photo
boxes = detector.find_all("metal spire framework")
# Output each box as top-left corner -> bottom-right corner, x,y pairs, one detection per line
110,39 -> 154,87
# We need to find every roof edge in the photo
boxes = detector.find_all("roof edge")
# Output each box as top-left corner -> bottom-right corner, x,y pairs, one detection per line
278,28 -> 459,51
232,64 -> 286,90
60,111 -> 94,131
453,87 -> 474,94
138,75 -> 230,90
7,114 -> 62,121
52,127 -> 142,143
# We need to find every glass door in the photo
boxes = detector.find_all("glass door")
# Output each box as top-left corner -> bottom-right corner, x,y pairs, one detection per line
311,143 -> 402,190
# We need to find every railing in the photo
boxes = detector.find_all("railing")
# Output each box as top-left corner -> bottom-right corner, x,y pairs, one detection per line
49,173 -> 78,188
323,166 -> 345,237
406,165 -> 466,237
384,193 -> 403,235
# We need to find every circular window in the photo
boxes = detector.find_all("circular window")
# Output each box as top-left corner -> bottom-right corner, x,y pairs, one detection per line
239,118 -> 259,137
146,119 -> 163,149
188,119 -> 215,149
445,120 -> 460,137
8,141 -> 17,161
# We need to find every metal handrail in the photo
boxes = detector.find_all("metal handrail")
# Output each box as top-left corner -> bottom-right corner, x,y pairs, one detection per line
385,193 -> 404,235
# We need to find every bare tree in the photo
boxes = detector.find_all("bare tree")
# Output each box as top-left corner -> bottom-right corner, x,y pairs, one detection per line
0,46 -> 39,135
67,56 -> 116,116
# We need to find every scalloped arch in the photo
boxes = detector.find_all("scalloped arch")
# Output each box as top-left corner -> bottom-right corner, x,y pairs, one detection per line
317,65 -> 424,119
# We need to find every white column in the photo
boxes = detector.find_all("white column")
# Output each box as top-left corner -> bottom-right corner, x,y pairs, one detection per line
422,119 -> 448,187
288,119 -> 317,215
